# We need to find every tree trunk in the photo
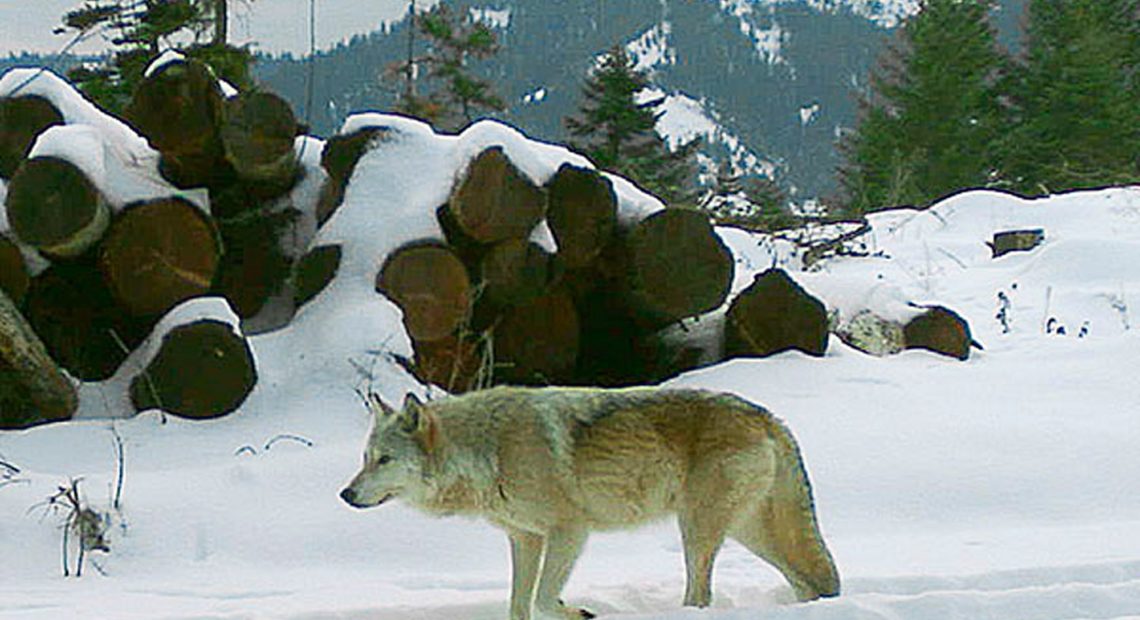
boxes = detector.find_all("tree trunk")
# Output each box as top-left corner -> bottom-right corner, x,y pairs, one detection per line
4,156 -> 110,258
377,241 -> 473,343
99,197 -> 221,318
624,208 -> 734,328
220,90 -> 299,190
129,318 -> 257,419
546,164 -> 616,269
493,286 -> 579,386
449,147 -> 546,243
0,234 -> 29,305
0,287 -> 77,429
0,95 -> 64,179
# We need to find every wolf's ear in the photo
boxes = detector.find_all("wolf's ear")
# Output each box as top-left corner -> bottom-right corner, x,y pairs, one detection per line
367,392 -> 396,418
399,393 -> 426,434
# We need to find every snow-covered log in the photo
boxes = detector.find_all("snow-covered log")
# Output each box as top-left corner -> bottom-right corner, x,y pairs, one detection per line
545,164 -> 617,269
725,268 -> 829,359
4,156 -> 109,258
448,146 -> 546,243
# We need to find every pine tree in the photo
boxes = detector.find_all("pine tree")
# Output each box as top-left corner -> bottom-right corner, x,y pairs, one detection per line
565,45 -> 699,205
389,3 -> 505,131
1002,0 -> 1140,194
57,1 -> 253,114
838,0 -> 1010,216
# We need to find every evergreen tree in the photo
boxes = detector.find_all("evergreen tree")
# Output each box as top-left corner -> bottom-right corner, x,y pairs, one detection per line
57,1 -> 253,114
565,45 -> 699,205
1002,0 -> 1140,194
389,2 -> 505,131
838,0 -> 1009,216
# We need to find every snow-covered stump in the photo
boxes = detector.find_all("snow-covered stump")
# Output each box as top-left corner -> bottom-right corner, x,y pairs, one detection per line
99,197 -> 221,318
724,268 -> 829,359
126,58 -> 229,189
0,287 -> 77,429
127,305 -> 257,419
0,233 -> 29,305
4,156 -> 110,258
0,94 -> 63,179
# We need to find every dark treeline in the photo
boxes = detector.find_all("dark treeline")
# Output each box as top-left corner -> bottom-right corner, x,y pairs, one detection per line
838,0 -> 1140,216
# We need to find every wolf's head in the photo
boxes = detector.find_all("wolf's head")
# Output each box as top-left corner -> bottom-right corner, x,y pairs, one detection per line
340,392 -> 439,509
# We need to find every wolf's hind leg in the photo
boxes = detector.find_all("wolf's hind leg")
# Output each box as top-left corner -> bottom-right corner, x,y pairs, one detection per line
508,529 -> 545,620
729,470 -> 839,601
535,527 -> 594,618
678,510 -> 727,607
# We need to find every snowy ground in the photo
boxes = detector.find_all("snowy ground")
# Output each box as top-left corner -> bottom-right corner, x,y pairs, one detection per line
2,110 -> 1140,619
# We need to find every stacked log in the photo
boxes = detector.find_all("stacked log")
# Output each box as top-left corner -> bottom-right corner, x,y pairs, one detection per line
129,318 -> 257,419
317,126 -> 391,225
5,156 -> 109,258
0,234 -> 29,305
293,244 -> 342,308
724,269 -> 829,359
369,146 -> 738,390
0,287 -> 77,428
0,95 -> 63,178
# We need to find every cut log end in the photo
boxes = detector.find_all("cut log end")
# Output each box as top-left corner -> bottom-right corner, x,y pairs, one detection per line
725,269 -> 829,359
130,319 -> 257,419
5,156 -> 109,258
100,197 -> 221,318
493,287 -> 579,386
449,147 -> 546,243
903,306 -> 973,360
546,164 -> 617,269
413,335 -> 484,394
221,90 -> 299,184
294,244 -> 343,308
0,95 -> 64,179
479,239 -> 553,311
628,208 -> 734,325
377,241 -> 472,343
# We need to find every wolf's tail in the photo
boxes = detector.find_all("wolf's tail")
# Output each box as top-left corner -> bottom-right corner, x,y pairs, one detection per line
734,410 -> 840,601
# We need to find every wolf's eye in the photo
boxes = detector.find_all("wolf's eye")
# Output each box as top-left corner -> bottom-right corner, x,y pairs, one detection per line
377,455 -> 393,465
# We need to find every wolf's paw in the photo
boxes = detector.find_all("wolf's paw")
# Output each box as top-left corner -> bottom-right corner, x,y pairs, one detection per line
550,600 -> 595,619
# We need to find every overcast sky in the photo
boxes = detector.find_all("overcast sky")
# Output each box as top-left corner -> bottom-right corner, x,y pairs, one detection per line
0,0 -> 436,57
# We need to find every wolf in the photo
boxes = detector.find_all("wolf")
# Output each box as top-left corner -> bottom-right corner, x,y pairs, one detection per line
340,386 -> 839,619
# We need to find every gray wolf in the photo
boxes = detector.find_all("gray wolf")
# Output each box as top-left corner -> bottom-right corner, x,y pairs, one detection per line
340,386 -> 839,619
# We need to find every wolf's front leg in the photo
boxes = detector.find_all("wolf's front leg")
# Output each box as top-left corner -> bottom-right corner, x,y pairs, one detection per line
509,529 -> 545,620
534,527 -> 594,619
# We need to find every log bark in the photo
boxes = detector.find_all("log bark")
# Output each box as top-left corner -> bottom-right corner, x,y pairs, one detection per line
377,241 -> 473,342
293,244 -> 342,307
99,197 -> 221,318
22,261 -> 151,381
625,208 -> 734,327
493,286 -> 579,386
0,287 -> 77,429
129,318 -> 257,419
220,90 -> 299,188
125,59 -> 229,189
4,156 -> 110,258
318,126 -> 391,226
546,164 -> 616,269
449,147 -> 546,243
0,95 -> 64,179
0,234 -> 29,305
725,268 -> 829,359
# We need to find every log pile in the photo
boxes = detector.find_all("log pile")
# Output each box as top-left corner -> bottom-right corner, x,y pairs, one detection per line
0,61 -> 306,426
